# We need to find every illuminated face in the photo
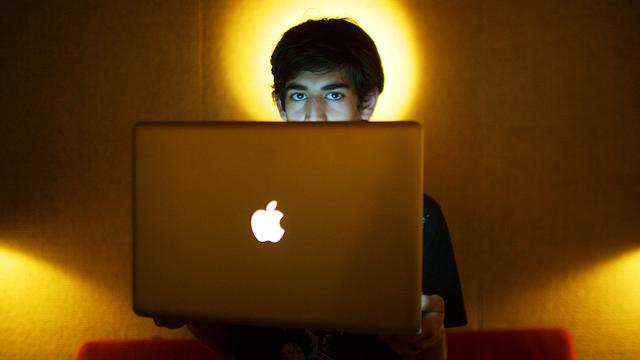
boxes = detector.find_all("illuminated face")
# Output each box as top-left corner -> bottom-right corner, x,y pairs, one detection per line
274,70 -> 379,122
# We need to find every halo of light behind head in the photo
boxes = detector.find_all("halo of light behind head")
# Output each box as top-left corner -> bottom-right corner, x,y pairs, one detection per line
219,0 -> 420,121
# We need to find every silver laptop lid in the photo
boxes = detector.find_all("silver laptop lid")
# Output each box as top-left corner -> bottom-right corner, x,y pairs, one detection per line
133,121 -> 423,334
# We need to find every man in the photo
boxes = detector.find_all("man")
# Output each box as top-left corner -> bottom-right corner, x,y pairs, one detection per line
156,18 -> 466,360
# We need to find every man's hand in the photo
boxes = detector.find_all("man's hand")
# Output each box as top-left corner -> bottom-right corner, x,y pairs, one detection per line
379,295 -> 446,360
153,317 -> 233,357
153,316 -> 189,329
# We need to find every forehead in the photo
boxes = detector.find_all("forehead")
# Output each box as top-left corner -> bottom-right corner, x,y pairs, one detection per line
285,70 -> 353,89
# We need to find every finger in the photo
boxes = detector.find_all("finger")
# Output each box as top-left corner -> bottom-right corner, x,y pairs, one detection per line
379,335 -> 424,357
421,294 -> 428,311
380,296 -> 446,356
420,313 -> 444,336
419,295 -> 445,340
422,294 -> 444,315
380,327 -> 442,356
380,329 -> 433,352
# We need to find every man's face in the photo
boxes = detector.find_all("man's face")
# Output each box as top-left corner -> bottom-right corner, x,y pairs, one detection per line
275,70 -> 378,122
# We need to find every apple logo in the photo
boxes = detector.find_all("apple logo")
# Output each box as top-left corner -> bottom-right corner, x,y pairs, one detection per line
250,200 -> 285,243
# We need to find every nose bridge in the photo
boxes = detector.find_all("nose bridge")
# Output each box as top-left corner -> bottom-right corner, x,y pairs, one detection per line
304,95 -> 327,121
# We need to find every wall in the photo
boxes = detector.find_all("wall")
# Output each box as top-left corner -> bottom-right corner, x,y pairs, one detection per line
0,1 -> 204,359
409,2 -> 640,359
1,1 -> 639,359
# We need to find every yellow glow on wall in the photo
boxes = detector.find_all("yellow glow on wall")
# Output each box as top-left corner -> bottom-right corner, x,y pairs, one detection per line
0,245 -> 108,358
585,248 -> 640,315
0,246 -> 75,328
0,243 -> 190,359
219,0 -> 421,121
495,246 -> 640,357
567,247 -> 640,355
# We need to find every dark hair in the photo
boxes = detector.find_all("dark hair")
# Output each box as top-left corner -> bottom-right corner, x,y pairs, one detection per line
270,18 -> 384,109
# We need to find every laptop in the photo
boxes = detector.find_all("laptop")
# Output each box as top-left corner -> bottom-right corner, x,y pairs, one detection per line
132,121 -> 424,334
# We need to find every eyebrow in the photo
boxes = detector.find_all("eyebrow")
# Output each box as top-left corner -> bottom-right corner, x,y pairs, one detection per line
285,82 -> 350,91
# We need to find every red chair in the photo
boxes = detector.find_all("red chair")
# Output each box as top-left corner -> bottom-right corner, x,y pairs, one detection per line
447,328 -> 576,360
76,339 -> 228,360
77,328 -> 576,360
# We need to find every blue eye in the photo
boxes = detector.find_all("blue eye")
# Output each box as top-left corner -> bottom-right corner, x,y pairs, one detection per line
290,93 -> 307,101
325,92 -> 344,101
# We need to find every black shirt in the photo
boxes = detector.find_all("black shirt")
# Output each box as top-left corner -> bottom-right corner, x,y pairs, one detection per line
232,195 -> 466,359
